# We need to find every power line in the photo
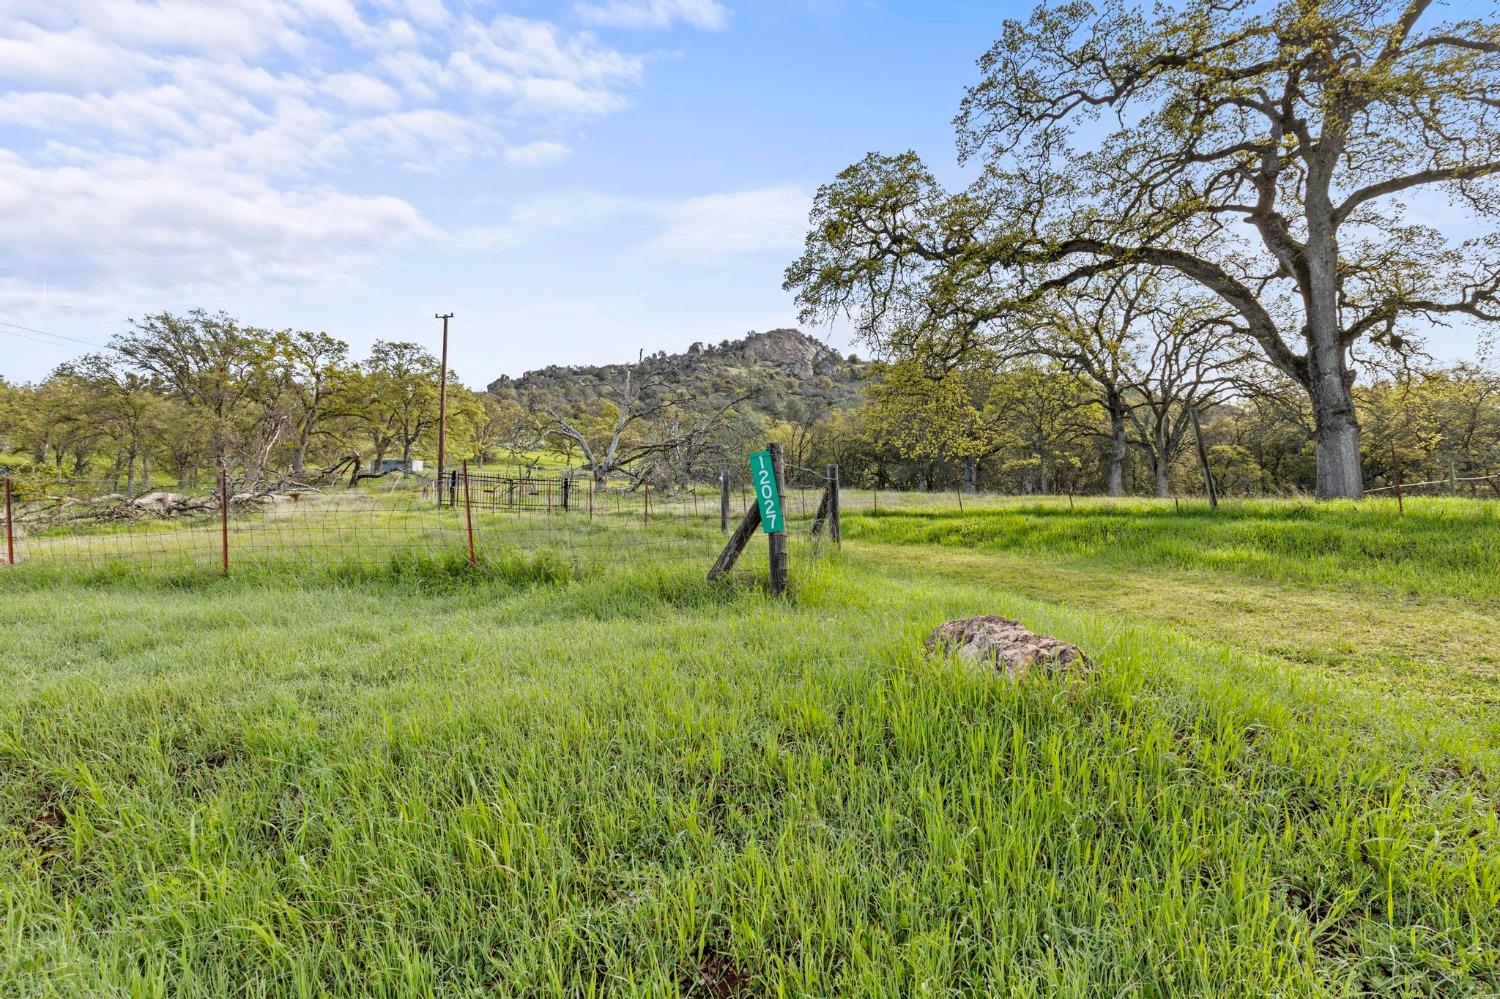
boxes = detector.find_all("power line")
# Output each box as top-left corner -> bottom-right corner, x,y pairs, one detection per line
0,319 -> 108,349
0,327 -> 96,352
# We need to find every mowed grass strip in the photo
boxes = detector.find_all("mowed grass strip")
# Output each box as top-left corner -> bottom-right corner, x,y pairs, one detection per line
2,550 -> 1497,996
840,496 -> 1500,602
851,544 -> 1500,728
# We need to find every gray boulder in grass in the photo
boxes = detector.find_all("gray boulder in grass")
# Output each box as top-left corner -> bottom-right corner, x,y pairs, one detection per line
925,616 -> 1095,681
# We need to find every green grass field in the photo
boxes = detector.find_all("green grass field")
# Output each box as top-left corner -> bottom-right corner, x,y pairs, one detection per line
2,498 -> 1497,996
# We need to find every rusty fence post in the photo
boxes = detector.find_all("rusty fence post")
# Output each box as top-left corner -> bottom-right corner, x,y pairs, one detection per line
462,460 -> 477,566
219,469 -> 230,576
4,471 -> 14,566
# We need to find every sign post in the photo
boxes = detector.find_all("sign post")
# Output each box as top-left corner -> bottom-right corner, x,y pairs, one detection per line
752,443 -> 789,594
707,443 -> 790,594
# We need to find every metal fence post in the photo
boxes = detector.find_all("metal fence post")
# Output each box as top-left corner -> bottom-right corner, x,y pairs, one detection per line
462,460 -> 477,565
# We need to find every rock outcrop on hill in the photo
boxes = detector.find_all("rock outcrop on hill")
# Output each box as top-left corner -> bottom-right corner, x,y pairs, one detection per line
488,329 -> 867,422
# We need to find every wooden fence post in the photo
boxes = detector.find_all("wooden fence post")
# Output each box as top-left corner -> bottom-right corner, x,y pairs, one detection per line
4,472 -> 14,566
768,442 -> 788,596
1390,442 -> 1404,515
1190,408 -> 1218,509
708,503 -> 761,580
219,468 -> 230,576
829,463 -> 841,545
462,460 -> 477,565
720,468 -> 730,533
811,484 -> 832,538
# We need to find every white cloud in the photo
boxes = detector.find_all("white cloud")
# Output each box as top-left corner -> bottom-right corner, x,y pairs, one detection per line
503,140 -> 571,168
646,186 -> 811,257
575,0 -> 729,30
0,149 -> 435,293
490,185 -> 810,260
321,71 -> 402,110
447,15 -> 642,116
0,0 -> 675,304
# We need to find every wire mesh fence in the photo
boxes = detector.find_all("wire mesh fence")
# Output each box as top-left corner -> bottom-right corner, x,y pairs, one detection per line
0,462 -> 843,585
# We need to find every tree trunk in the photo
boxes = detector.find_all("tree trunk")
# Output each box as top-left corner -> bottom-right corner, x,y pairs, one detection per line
1154,456 -> 1171,498
1305,347 -> 1364,500
963,455 -> 978,493
1303,173 -> 1365,500
291,419 -> 312,479
1106,395 -> 1127,497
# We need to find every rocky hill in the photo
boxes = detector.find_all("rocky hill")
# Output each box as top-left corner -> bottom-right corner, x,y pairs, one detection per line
487,329 -> 868,422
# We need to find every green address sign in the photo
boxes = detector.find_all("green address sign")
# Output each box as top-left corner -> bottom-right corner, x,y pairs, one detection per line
748,450 -> 784,534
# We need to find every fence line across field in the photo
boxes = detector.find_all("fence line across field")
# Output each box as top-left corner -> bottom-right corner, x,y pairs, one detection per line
1365,472 -> 1500,495
0,460 -> 842,587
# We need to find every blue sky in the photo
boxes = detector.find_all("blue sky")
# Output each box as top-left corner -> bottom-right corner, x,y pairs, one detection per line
0,0 -> 1015,386
2,0 -> 1490,387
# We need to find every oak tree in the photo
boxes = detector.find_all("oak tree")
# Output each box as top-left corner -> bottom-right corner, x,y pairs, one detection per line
787,0 -> 1500,497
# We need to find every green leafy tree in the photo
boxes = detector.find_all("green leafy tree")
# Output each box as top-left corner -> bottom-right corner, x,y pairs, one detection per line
787,0 -> 1500,498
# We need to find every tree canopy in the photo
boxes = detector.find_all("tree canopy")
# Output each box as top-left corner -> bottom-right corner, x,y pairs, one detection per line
787,0 -> 1500,498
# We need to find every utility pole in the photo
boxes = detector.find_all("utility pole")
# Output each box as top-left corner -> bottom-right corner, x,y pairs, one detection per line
435,313 -> 454,506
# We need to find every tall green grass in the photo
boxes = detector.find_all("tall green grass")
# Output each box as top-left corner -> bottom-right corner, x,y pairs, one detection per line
2,551 -> 1496,996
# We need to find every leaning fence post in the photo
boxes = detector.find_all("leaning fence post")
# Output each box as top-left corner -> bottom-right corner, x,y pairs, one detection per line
720,468 -> 730,533
767,443 -> 789,596
1191,408 -> 1218,509
829,463 -> 841,546
462,460 -> 477,565
4,471 -> 14,566
219,468 -> 230,576
811,482 -> 832,539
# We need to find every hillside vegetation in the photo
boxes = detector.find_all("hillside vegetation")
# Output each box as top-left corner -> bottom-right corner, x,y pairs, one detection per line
488,328 -> 865,425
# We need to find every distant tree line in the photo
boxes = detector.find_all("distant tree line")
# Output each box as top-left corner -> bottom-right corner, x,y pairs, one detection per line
2,309 -> 1496,500
779,357 -> 1500,498
0,310 -> 524,492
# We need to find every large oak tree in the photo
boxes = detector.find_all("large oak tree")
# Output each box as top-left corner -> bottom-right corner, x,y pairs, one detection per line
786,0 -> 1500,498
